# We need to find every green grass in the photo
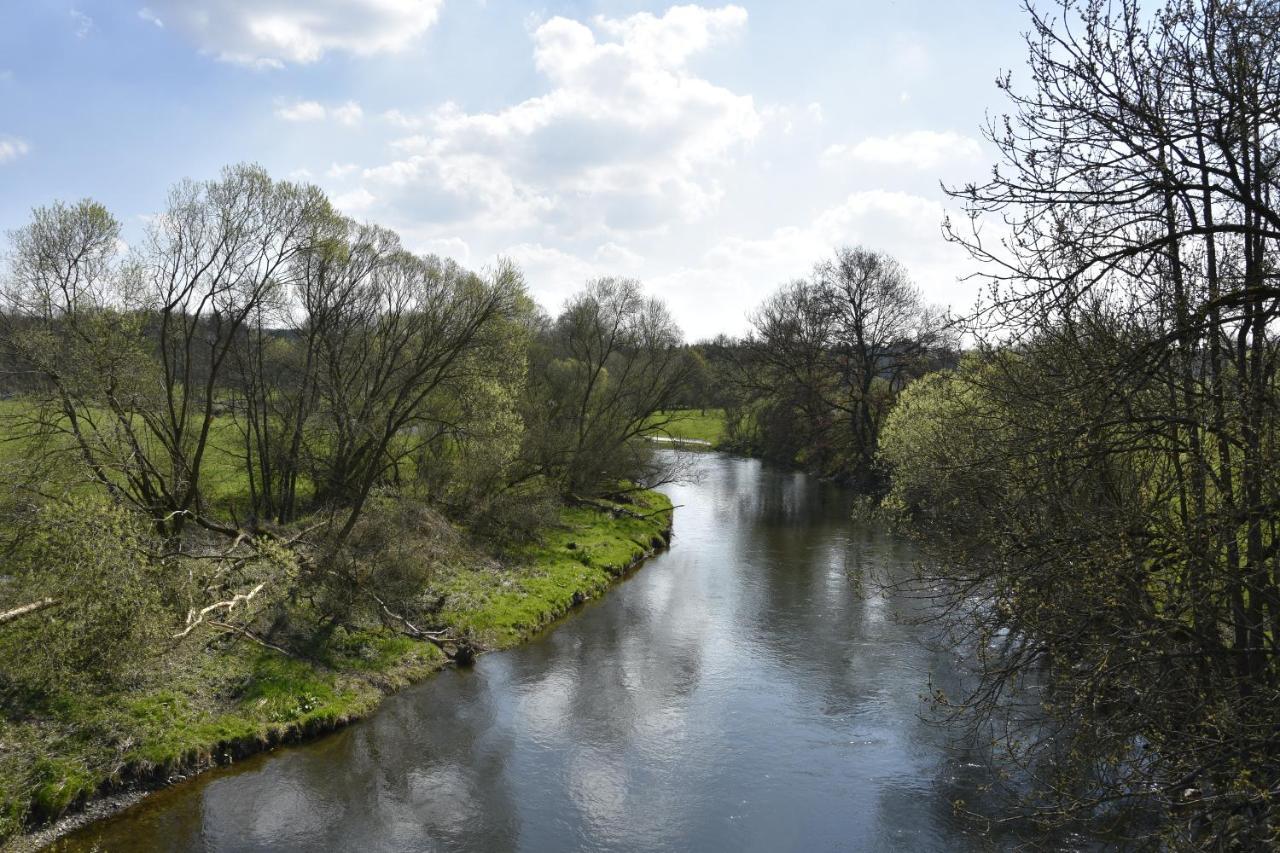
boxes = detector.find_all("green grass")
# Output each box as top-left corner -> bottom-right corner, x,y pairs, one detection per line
0,490 -> 672,845
648,409 -> 727,446
0,398 -> 264,511
439,490 -> 672,646
0,396 -> 674,842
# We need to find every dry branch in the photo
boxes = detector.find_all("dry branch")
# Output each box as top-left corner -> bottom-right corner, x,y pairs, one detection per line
173,582 -> 266,639
0,597 -> 58,626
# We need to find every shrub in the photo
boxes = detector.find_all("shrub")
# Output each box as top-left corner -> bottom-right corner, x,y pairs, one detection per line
0,498 -> 164,690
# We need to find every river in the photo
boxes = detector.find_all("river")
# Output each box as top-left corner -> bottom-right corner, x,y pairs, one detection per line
55,452 -> 1002,852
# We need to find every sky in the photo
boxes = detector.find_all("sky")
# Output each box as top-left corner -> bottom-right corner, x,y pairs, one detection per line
0,1 -> 1032,341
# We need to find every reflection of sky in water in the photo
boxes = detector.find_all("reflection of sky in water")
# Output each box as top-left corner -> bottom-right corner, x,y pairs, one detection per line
58,452 -> 1016,853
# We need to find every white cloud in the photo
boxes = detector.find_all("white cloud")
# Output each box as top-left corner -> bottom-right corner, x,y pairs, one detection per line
343,5 -> 758,235
0,136 -> 30,164
360,145 -> 556,230
70,9 -> 93,39
276,100 -> 326,122
276,99 -> 363,125
415,236 -> 472,263
331,101 -> 364,127
382,109 -> 423,129
144,0 -> 444,67
331,187 -> 376,214
648,190 -> 975,340
325,162 -> 360,179
500,243 -> 612,313
260,6 -> 983,339
593,241 -> 643,269
138,8 -> 164,28
822,130 -> 982,171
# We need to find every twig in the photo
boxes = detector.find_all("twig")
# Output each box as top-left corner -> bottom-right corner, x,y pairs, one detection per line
208,620 -> 294,657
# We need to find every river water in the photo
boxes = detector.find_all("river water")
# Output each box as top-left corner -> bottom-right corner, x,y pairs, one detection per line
56,452 -> 1002,852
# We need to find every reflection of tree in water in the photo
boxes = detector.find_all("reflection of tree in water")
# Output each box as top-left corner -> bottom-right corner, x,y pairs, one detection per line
196,672 -> 523,851
726,460 -> 1014,850
511,587 -> 708,751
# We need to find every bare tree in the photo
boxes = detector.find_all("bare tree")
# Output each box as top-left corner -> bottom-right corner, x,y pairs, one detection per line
897,0 -> 1280,844
3,165 -> 328,539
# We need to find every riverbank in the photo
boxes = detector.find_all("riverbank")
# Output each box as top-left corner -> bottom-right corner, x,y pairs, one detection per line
2,490 -> 672,852
48,452 -> 1017,853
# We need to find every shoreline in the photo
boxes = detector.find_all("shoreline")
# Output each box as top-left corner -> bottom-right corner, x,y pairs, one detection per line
6,493 -> 673,852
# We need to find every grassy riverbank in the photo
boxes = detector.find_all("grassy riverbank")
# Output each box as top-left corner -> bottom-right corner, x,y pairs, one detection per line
0,490 -> 672,849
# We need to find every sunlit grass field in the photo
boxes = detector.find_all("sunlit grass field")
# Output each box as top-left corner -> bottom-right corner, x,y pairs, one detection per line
647,408 -> 726,446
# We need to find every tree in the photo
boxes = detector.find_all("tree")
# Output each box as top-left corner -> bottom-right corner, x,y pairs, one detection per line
523,278 -> 691,496
0,498 -> 165,689
886,0 -> 1280,844
735,246 -> 950,486
3,165 -> 329,539
308,250 -> 525,547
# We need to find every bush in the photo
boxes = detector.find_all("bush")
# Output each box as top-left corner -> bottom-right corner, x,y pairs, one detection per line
0,499 -> 165,690
465,484 -> 561,548
314,493 -> 469,624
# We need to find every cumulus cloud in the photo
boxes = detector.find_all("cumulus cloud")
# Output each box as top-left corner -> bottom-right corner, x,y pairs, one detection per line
350,4 -> 759,234
500,243 -> 613,313
143,0 -> 443,67
325,162 -> 360,179
330,186 -> 376,214
648,190 -> 974,339
0,136 -> 30,164
276,100 -> 326,122
360,142 -> 556,229
822,130 -> 982,171
593,241 -> 644,269
276,100 -> 363,125
330,101 -> 364,126
415,236 -> 472,263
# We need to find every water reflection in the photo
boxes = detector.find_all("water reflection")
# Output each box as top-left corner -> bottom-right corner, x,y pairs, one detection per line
56,453 -> 1002,852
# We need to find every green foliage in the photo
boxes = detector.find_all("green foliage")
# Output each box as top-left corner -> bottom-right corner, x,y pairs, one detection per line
464,482 -> 562,548
313,492 -> 465,624
0,490 -> 668,840
878,359 -> 1005,524
0,163 -> 693,844
0,498 -> 165,690
436,489 -> 672,646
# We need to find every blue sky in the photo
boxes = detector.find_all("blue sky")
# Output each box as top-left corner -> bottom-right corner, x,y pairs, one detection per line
0,1 -> 1031,339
